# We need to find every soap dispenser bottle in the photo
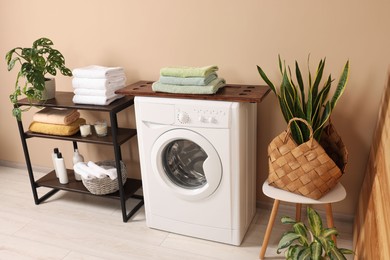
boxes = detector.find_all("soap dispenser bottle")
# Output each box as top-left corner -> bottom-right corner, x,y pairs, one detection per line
51,148 -> 59,178
56,152 -> 68,184
72,149 -> 84,181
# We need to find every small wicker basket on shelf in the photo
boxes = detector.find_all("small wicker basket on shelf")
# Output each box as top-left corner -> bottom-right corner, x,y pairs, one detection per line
82,160 -> 127,195
267,118 -> 348,200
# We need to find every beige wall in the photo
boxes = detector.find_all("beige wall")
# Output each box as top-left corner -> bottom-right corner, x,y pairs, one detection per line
1,0 -> 389,215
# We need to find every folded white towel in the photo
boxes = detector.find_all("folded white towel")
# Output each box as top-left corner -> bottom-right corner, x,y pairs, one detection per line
72,94 -> 124,105
73,84 -> 126,96
73,162 -> 98,179
87,161 -> 117,180
72,76 -> 126,90
72,65 -> 125,79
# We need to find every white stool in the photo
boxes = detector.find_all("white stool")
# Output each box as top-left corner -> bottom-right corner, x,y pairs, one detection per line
259,180 -> 346,259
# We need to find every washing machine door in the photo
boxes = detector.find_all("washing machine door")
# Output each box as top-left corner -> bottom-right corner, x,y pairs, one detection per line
151,129 -> 222,200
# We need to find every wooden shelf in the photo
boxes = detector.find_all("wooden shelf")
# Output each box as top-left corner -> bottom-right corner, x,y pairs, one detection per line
16,91 -> 134,113
24,127 -> 137,146
116,80 -> 271,103
36,171 -> 142,200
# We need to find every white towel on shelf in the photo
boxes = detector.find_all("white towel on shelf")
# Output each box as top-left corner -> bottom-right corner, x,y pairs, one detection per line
73,87 -> 121,97
72,94 -> 124,105
72,76 -> 126,90
87,161 -> 117,180
73,162 -> 106,179
72,65 -> 125,79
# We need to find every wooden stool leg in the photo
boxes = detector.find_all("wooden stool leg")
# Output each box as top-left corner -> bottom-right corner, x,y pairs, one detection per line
325,203 -> 337,244
296,203 -> 302,222
259,199 -> 280,259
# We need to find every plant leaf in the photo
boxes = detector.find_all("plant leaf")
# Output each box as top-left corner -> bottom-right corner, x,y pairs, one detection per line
330,60 -> 349,110
281,216 -> 296,224
322,227 -> 339,238
286,245 -> 305,259
295,60 -> 305,111
307,207 -> 322,237
297,247 -> 311,260
257,65 -> 277,95
310,241 -> 323,260
277,231 -> 301,253
329,246 -> 348,260
312,58 -> 325,101
293,222 -> 309,246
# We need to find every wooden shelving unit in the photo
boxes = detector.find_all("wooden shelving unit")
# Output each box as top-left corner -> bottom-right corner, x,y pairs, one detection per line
16,92 -> 143,222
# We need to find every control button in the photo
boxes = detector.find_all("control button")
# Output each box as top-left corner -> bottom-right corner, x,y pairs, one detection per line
178,112 -> 190,124
208,117 -> 216,123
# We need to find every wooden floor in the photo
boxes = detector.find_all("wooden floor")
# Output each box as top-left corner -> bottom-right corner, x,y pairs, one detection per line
0,165 -> 354,259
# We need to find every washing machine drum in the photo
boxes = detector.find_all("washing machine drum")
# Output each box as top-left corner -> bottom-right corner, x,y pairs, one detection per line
151,129 -> 222,200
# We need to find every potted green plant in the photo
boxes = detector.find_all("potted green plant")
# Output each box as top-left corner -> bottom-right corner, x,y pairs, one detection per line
5,37 -> 73,120
257,55 -> 349,200
277,207 -> 354,259
257,55 -> 349,144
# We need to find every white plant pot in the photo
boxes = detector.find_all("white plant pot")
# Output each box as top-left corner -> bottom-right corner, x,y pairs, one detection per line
41,78 -> 56,100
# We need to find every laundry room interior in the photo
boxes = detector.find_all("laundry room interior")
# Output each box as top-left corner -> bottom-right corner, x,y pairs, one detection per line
1,1 -> 389,259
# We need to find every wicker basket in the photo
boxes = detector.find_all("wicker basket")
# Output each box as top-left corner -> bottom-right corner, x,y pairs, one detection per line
267,118 -> 348,200
82,160 -> 127,195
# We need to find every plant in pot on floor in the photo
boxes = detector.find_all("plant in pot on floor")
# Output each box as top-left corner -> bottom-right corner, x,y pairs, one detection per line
257,55 -> 349,200
277,206 -> 354,259
5,37 -> 73,120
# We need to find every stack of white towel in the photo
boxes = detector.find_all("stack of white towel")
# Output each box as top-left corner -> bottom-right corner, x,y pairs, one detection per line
72,65 -> 126,105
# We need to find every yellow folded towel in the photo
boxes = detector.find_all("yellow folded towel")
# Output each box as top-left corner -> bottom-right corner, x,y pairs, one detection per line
29,118 -> 86,136
33,107 -> 80,125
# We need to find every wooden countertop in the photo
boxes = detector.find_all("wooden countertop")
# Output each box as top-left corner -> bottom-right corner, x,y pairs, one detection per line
116,80 -> 270,103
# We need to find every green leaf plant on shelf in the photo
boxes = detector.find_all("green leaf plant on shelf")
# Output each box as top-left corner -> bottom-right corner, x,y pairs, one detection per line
277,207 -> 354,259
5,37 -> 73,120
257,55 -> 349,144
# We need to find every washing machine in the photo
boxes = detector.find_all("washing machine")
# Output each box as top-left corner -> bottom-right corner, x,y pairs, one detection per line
134,96 -> 257,245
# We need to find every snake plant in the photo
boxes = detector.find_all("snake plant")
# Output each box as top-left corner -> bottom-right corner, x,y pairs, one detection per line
277,207 -> 354,259
257,56 -> 349,144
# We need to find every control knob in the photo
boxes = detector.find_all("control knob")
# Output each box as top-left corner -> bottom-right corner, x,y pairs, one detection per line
178,112 -> 190,124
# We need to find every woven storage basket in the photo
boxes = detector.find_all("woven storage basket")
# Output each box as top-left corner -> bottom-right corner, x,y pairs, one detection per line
82,160 -> 127,195
267,118 -> 348,200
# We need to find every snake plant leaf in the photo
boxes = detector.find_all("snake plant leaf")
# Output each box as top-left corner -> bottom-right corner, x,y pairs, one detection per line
331,60 -> 349,110
307,207 -> 322,237
278,54 -> 283,74
278,95 -> 291,122
295,61 -> 305,110
257,65 -> 277,95
314,101 -> 331,141
307,54 -> 312,89
290,121 -> 304,144
312,58 -> 325,101
277,231 -> 301,253
306,88 -> 313,124
310,241 -> 323,260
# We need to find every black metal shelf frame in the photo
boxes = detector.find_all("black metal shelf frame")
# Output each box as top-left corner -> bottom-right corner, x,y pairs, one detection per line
16,92 -> 143,222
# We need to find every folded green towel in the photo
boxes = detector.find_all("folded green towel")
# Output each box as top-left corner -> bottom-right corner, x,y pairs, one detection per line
152,78 -> 226,94
159,73 -> 218,86
160,65 -> 219,78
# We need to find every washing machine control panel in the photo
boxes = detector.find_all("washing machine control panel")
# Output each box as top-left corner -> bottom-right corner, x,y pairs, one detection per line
175,105 -> 230,128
